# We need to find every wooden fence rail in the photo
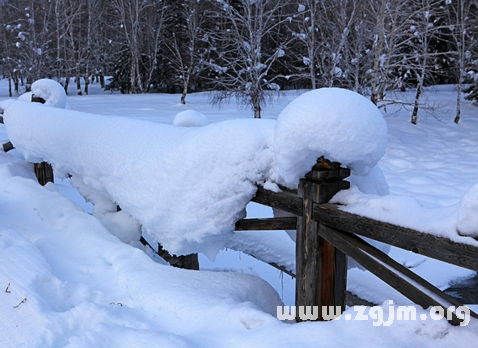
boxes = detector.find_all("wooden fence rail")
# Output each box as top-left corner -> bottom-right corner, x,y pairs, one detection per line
236,158 -> 478,325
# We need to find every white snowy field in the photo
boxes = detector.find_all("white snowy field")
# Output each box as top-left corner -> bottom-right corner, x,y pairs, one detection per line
0,80 -> 478,347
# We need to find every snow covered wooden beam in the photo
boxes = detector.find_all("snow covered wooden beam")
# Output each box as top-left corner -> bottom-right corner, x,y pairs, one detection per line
251,186 -> 303,216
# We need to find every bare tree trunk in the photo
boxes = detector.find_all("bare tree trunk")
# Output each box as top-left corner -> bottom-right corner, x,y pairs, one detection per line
65,76 -> 70,95
455,84 -> 461,124
181,80 -> 188,105
84,76 -> 89,95
252,92 -> 261,119
76,74 -> 82,95
8,77 -> 12,97
411,78 -> 422,125
14,72 -> 19,93
370,0 -> 386,105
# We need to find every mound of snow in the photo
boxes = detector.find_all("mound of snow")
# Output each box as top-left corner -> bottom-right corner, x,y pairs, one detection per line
456,183 -> 478,237
274,88 -> 388,186
173,109 -> 210,127
2,83 -> 391,259
17,91 -> 34,103
3,101 -> 277,259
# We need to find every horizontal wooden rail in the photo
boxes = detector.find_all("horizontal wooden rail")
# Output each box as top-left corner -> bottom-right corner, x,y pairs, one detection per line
235,217 -> 297,231
251,185 -> 302,216
251,186 -> 478,272
314,203 -> 478,272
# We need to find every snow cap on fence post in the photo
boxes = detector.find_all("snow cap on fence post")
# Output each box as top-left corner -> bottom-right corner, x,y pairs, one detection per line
273,87 -> 388,187
22,79 -> 69,109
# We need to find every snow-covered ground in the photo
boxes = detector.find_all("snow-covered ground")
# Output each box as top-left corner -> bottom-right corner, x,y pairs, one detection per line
0,80 -> 477,347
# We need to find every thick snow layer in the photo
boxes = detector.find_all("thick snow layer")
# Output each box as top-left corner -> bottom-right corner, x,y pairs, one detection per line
0,152 -> 476,347
2,82 -> 478,347
173,109 -> 211,127
29,79 -> 69,109
3,101 -> 277,258
348,164 -> 390,196
0,153 -> 283,347
2,84 -> 392,258
456,183 -> 478,237
274,88 -> 388,186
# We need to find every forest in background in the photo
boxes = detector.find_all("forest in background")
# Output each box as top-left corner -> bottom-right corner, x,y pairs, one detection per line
0,0 -> 477,122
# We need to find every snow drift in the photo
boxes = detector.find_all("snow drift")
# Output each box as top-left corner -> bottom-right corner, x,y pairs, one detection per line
2,81 -> 388,258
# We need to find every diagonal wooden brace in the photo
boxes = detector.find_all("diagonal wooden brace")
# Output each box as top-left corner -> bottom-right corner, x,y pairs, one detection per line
318,223 -> 478,326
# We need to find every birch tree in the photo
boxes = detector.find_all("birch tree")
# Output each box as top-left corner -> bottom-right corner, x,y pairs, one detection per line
109,0 -> 150,93
405,0 -> 445,124
165,0 -> 206,104
445,0 -> 478,123
204,0 -> 292,118
2,0 -> 55,89
290,0 -> 321,89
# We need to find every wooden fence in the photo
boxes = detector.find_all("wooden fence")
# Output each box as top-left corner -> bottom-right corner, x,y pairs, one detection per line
236,157 -> 478,325
2,99 -> 477,325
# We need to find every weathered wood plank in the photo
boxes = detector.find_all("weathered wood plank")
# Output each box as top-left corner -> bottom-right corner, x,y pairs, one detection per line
34,162 -> 54,186
314,204 -> 478,272
318,224 -> 478,325
306,168 -> 351,182
3,141 -> 14,152
320,236 -> 336,308
156,242 -> 199,270
252,185 -> 303,216
31,95 -> 46,104
295,179 -> 321,322
333,245 -> 347,311
234,217 -> 297,231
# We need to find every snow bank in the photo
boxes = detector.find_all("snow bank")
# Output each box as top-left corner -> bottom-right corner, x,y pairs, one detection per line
456,183 -> 478,237
3,84 -> 393,258
3,101 -> 277,258
1,149 -> 476,347
173,109 -> 210,127
274,88 -> 388,186
0,152 -> 284,347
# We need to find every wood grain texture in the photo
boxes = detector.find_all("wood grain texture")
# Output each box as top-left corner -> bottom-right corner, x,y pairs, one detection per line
234,217 -> 297,231
314,203 -> 478,272
318,224 -> 478,325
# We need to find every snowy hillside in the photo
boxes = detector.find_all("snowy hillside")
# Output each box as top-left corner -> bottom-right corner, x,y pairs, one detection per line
0,81 -> 477,347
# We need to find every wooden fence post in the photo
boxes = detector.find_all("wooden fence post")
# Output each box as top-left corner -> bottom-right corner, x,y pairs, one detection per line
34,162 -> 54,186
296,158 -> 350,321
29,94 -> 54,186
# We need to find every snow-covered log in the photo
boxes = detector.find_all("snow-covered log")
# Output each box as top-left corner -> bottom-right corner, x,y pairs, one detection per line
2,83 -> 388,259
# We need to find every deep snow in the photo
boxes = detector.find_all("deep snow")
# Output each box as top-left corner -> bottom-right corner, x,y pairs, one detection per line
0,80 -> 477,347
